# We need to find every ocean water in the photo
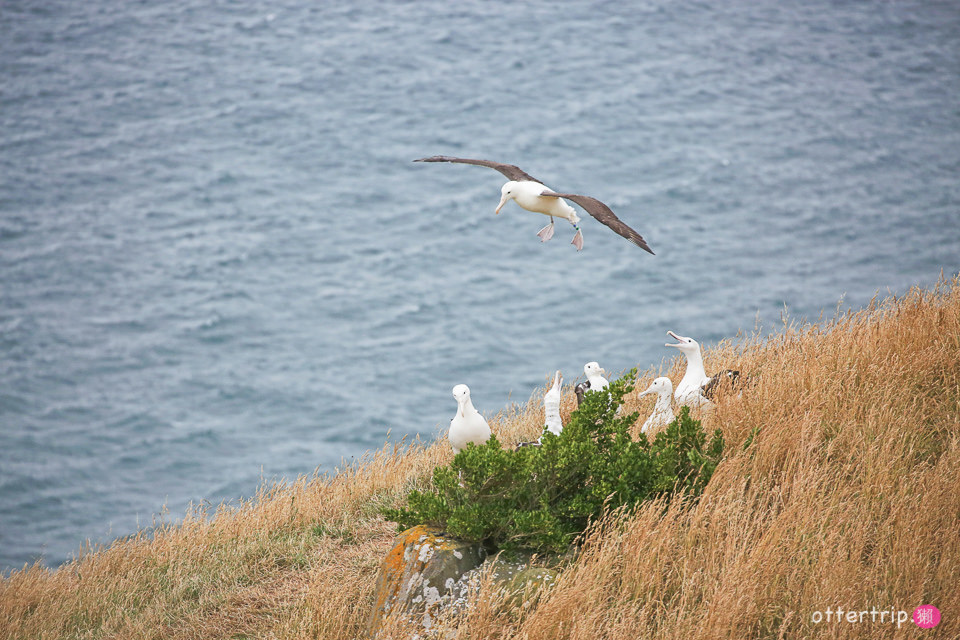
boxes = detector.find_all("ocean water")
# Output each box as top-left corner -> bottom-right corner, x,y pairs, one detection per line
1,0 -> 958,573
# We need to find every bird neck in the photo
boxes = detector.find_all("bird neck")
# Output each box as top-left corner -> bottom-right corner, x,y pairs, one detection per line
458,398 -> 477,417
679,348 -> 707,384
654,392 -> 674,414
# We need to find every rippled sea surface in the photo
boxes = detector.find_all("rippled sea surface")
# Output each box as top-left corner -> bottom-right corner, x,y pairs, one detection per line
1,0 -> 958,572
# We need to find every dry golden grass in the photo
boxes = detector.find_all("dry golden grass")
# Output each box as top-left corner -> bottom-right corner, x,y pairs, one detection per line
2,277 -> 958,639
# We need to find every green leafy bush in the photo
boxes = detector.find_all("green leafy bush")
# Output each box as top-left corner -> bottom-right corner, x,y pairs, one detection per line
384,371 -> 724,553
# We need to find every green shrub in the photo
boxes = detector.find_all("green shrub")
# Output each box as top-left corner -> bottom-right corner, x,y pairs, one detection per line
384,371 -> 724,553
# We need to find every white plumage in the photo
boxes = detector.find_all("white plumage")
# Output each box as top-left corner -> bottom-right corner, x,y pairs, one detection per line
448,384 -> 491,454
413,156 -> 655,253
543,370 -> 563,437
583,361 -> 609,392
638,377 -> 675,434
665,331 -> 712,408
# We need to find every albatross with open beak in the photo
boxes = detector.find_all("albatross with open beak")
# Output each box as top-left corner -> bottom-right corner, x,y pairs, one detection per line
543,370 -> 563,437
665,331 -> 711,408
414,156 -> 655,253
665,331 -> 741,408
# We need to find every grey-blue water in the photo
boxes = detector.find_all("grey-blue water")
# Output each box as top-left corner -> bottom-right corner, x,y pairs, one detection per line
1,0 -> 958,573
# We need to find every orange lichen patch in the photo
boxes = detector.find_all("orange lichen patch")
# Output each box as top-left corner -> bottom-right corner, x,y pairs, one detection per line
368,525 -> 441,633
371,526 -> 428,614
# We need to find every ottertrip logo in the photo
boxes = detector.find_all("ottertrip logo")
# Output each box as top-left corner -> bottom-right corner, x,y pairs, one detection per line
810,605 -> 940,629
913,605 -> 941,629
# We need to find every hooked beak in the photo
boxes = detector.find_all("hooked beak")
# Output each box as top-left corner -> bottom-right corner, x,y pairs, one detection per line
495,194 -> 508,215
665,330 -> 684,348
639,387 -> 654,397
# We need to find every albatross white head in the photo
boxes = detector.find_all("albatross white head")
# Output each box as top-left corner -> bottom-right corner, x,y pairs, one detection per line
665,331 -> 700,354
546,370 -> 562,398
639,376 -> 673,399
495,181 -> 519,214
583,361 -> 609,390
452,383 -> 473,417
584,361 -> 604,378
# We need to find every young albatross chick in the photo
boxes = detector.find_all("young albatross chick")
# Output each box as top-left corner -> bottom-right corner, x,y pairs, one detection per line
413,156 -> 655,253
575,361 -> 610,406
638,377 -> 675,434
449,384 -> 491,454
665,331 -> 741,408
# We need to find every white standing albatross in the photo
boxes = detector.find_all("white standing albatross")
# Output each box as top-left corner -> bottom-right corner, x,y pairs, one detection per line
638,377 -> 675,434
516,370 -> 565,449
665,331 -> 742,409
449,384 -> 492,454
575,361 -> 611,406
414,156 -> 655,253
543,370 -> 563,437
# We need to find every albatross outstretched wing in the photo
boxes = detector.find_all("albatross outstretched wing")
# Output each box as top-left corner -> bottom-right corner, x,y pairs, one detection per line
540,190 -> 655,254
414,156 -> 543,184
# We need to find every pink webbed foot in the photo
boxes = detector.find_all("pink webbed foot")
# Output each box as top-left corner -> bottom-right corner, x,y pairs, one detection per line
571,229 -> 584,251
537,222 -> 555,242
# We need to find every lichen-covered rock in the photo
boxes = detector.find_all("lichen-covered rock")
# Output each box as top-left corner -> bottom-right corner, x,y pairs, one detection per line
367,525 -> 486,637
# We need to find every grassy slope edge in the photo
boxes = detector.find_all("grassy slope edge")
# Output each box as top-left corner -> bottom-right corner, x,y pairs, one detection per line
1,278 -> 958,639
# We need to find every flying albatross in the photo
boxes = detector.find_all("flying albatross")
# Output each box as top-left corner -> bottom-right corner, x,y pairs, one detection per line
413,156 -> 655,253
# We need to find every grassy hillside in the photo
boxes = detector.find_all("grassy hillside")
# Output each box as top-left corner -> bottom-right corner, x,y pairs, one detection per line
2,278 -> 958,639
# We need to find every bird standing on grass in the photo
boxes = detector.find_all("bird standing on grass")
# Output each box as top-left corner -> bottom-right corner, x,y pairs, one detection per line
516,370 -> 564,448
575,361 -> 610,406
414,156 -> 655,253
665,331 -> 712,407
543,370 -> 563,437
638,377 -> 675,434
665,331 -> 741,408
449,384 -> 491,454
